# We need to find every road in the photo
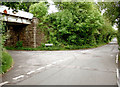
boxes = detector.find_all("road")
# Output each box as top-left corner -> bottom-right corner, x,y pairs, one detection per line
1,38 -> 119,85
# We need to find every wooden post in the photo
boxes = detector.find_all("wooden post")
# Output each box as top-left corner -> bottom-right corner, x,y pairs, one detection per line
33,17 -> 38,48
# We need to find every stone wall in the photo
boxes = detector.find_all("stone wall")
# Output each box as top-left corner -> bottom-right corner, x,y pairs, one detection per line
5,17 -> 46,48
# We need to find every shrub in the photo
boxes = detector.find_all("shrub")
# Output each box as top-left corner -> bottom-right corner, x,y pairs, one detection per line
16,41 -> 23,48
44,2 -> 114,47
118,30 -> 120,46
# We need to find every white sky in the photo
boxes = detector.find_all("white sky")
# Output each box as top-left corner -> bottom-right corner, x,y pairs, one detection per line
47,0 -> 58,14
113,24 -> 118,30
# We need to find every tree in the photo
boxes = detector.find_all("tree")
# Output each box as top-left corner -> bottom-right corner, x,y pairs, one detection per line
2,2 -> 37,12
97,2 -> 120,25
29,2 -> 48,19
97,1 -> 120,45
39,2 -> 115,46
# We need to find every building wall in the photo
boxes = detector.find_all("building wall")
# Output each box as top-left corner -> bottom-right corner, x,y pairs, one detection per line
5,17 -> 46,48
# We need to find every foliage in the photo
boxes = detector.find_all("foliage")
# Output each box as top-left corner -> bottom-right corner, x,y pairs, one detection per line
97,1 -> 120,46
5,42 -> 106,51
3,2 -> 116,50
16,41 -> 23,48
29,2 -> 48,19
2,2 -> 20,11
28,2 -> 115,49
0,21 -> 6,48
0,9 -> 13,74
29,2 -> 49,42
0,50 -> 13,74
0,15 -> 7,63
2,2 -> 37,12
117,2 -> 120,46
40,2 -> 115,47
97,2 -> 119,25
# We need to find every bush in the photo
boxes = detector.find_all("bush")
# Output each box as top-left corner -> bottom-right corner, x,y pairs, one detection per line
118,30 -> 120,46
16,41 -> 23,48
29,2 -> 115,49
43,2 -> 114,47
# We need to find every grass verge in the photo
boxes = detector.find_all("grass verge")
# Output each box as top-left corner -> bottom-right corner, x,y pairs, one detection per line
0,50 -> 13,74
5,43 -> 107,51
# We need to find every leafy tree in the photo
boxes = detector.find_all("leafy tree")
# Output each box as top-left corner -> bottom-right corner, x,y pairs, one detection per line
29,2 -> 48,19
97,1 -> 120,45
97,2 -> 119,25
37,2 -> 115,47
2,2 -> 37,12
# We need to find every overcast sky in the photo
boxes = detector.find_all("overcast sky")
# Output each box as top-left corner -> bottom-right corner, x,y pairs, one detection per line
47,0 -> 58,14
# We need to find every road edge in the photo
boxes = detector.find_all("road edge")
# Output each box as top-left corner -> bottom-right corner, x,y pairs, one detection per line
116,53 -> 120,87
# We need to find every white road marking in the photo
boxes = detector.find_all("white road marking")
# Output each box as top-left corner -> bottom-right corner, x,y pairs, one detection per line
59,60 -> 64,62
82,67 -> 91,70
51,58 -> 70,65
117,68 -> 119,79
36,67 -> 45,71
45,64 -> 53,68
52,62 -> 57,64
13,75 -> 24,80
116,53 -> 120,87
117,80 -> 120,87
81,50 -> 90,53
0,81 -> 9,86
11,58 -> 72,82
116,54 -> 118,64
27,71 -> 35,75
36,59 -> 70,71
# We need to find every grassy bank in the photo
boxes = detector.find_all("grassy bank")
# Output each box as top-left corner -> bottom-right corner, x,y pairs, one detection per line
0,50 -> 13,74
5,42 -> 107,51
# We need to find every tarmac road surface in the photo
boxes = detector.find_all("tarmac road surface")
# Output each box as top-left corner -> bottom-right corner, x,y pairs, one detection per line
1,38 -> 119,85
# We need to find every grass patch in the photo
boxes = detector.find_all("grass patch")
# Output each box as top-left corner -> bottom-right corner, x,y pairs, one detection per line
0,50 -> 13,74
118,52 -> 120,70
5,43 -> 107,51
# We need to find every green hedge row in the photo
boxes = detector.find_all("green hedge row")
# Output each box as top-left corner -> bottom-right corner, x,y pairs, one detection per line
29,2 -> 115,48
